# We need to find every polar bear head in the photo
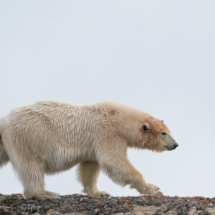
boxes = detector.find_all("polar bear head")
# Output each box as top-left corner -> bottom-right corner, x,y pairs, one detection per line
141,116 -> 178,152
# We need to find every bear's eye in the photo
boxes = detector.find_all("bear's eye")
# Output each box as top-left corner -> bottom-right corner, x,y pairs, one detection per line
161,132 -> 166,135
142,125 -> 148,131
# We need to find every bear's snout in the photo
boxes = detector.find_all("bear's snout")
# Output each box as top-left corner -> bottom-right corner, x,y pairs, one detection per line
173,143 -> 179,149
165,143 -> 179,150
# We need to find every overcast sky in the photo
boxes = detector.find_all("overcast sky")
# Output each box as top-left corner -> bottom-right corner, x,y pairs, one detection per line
0,0 -> 215,198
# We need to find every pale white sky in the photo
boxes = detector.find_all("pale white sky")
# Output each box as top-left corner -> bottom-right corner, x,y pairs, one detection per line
0,0 -> 215,198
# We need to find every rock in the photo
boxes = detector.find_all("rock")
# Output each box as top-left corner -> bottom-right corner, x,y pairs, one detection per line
154,191 -> 164,196
191,201 -> 198,206
93,208 -> 101,214
188,207 -> 197,215
0,194 -> 214,215
208,203 -> 215,207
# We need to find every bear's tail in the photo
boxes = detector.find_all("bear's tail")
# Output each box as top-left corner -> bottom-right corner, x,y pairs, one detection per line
0,117 -> 9,168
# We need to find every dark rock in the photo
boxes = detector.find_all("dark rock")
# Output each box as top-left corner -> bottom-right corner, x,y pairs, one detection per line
0,194 -> 214,214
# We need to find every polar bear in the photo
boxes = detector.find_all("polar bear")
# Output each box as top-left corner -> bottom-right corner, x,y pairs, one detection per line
0,100 -> 178,199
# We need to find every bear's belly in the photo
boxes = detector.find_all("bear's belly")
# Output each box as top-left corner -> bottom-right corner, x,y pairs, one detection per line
43,146 -> 97,174
44,160 -> 78,174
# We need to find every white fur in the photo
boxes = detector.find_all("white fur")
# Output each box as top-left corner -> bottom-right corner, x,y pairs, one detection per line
0,100 -> 173,198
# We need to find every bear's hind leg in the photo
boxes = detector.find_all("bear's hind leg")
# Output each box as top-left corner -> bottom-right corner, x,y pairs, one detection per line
17,161 -> 60,199
77,161 -> 109,197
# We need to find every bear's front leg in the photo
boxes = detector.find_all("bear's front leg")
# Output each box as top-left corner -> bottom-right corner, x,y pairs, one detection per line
129,171 -> 160,194
97,138 -> 160,195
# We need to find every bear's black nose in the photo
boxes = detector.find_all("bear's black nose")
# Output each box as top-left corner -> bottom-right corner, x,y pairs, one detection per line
173,143 -> 179,149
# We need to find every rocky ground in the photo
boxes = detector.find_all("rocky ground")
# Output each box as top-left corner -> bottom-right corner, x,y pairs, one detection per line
0,193 -> 215,215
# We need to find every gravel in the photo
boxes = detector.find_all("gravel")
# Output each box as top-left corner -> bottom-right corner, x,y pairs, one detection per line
0,193 -> 215,215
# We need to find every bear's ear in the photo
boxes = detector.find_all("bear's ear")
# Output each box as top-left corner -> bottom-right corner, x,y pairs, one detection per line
142,123 -> 149,131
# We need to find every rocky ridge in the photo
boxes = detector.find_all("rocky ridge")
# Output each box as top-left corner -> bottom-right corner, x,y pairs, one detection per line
0,193 -> 215,215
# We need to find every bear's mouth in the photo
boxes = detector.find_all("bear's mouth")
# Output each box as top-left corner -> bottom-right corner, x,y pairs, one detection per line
165,143 -> 179,150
